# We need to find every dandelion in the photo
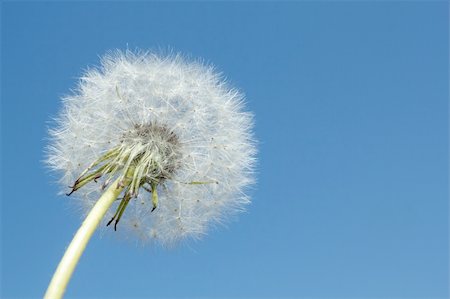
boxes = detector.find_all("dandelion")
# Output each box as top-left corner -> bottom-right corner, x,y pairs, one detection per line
44,50 -> 256,298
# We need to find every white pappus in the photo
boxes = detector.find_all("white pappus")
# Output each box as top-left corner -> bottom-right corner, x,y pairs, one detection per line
46,50 -> 257,246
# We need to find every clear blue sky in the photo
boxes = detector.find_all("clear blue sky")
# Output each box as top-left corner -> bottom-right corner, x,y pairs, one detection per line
1,2 -> 448,298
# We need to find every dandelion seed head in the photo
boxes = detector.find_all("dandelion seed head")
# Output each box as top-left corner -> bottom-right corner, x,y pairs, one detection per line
47,50 -> 256,246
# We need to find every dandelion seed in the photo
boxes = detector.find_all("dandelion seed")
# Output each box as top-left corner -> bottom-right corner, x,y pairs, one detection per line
45,50 -> 256,298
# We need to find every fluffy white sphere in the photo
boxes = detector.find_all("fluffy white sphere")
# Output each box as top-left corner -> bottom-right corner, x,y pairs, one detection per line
47,50 -> 256,246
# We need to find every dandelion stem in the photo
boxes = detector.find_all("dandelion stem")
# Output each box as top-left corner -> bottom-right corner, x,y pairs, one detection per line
44,177 -> 125,299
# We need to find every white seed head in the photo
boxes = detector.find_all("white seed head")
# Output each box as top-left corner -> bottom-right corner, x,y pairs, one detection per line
46,50 -> 256,246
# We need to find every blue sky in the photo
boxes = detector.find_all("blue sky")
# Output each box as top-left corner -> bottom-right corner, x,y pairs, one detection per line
1,2 -> 448,298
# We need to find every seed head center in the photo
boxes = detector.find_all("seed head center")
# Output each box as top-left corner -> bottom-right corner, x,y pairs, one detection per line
120,123 -> 181,180
67,122 -> 182,230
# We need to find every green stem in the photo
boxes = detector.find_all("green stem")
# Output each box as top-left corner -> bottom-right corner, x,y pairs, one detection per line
44,178 -> 124,299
